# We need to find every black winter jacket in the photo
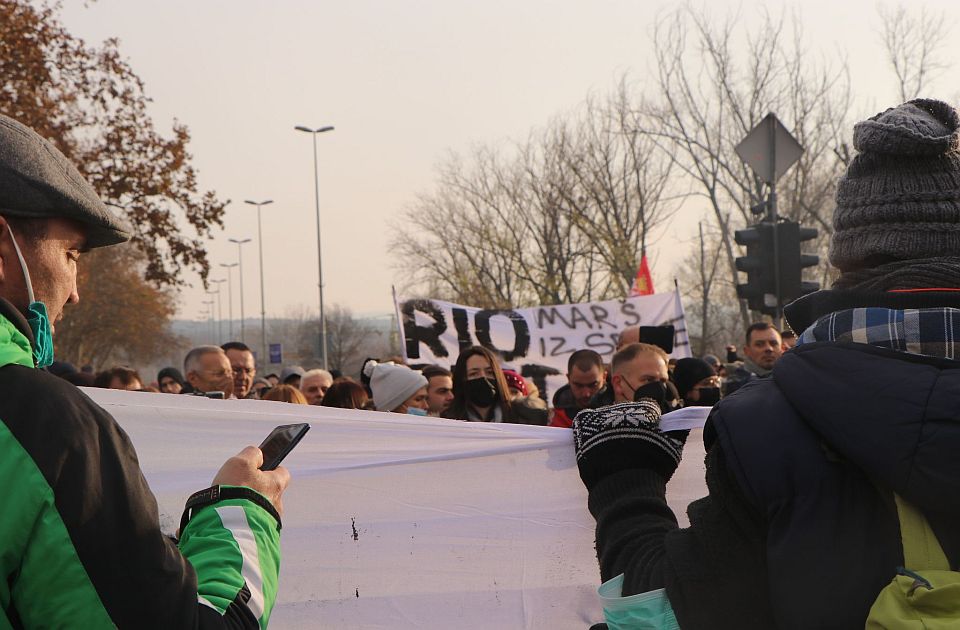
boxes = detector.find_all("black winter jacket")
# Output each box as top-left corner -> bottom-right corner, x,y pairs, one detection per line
589,340 -> 960,629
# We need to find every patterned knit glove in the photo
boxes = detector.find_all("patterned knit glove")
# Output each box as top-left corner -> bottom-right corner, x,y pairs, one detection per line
573,401 -> 688,491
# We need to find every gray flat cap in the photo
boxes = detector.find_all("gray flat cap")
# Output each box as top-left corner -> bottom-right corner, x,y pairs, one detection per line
0,114 -> 130,248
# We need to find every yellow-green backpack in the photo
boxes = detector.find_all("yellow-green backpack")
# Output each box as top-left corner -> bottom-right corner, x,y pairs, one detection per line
866,494 -> 960,629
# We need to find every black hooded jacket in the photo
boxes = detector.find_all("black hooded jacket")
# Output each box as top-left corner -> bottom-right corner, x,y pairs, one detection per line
588,327 -> 960,628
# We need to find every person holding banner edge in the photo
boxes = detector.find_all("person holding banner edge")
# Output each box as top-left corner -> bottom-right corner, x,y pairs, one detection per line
575,99 -> 960,628
0,113 -> 289,628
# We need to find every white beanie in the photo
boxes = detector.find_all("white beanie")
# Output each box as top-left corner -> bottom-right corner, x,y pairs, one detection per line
364,361 -> 428,412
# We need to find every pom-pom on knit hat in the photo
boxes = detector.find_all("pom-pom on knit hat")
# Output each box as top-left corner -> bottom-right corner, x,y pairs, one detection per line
830,99 -> 960,272
363,361 -> 428,412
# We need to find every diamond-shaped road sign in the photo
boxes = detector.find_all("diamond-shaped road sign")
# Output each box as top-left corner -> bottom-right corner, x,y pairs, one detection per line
735,113 -> 803,184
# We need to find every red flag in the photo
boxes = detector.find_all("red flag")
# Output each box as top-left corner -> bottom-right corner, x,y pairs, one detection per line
629,255 -> 654,296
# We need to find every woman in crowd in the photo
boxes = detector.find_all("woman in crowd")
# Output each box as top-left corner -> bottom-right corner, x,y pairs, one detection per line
261,384 -> 308,404
321,379 -> 371,410
442,346 -> 547,425
364,361 -> 429,415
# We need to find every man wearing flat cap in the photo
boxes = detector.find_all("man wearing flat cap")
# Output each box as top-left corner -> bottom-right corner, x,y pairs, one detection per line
0,114 -> 290,628
574,99 -> 960,628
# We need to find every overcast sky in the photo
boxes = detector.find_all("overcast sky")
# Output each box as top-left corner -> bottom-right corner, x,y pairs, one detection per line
58,0 -> 960,323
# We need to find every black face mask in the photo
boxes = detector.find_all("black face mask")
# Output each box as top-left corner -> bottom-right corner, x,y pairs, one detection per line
689,386 -> 720,407
465,377 -> 498,407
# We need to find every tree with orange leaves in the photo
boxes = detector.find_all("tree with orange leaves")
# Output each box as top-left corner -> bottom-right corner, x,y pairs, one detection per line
0,0 -> 227,367
0,0 -> 226,286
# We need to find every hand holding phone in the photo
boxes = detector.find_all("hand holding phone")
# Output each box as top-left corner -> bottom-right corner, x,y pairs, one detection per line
212,446 -> 291,517
209,424 -> 308,517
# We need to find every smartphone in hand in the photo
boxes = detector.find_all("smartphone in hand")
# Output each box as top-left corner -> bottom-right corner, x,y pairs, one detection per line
258,423 -> 310,471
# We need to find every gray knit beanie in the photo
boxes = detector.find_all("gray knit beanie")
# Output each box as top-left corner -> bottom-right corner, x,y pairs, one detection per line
830,99 -> 960,272
364,361 -> 428,412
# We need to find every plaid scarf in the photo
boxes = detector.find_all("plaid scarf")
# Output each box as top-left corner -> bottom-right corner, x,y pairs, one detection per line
797,307 -> 960,360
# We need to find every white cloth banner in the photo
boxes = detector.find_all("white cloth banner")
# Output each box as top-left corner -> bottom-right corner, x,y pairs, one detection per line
85,389 -> 707,629
394,291 -> 691,400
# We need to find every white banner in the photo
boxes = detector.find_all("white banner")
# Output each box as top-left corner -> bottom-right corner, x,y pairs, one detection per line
84,389 -> 707,629
394,291 -> 690,401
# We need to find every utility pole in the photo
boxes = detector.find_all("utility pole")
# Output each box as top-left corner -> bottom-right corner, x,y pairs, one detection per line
244,199 -> 273,365
229,238 -> 251,343
294,124 -> 335,369
210,279 -> 226,343
219,262 -> 238,340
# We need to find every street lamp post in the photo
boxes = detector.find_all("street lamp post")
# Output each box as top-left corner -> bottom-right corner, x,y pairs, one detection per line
199,309 -> 210,340
202,300 -> 215,342
295,124 -> 335,369
244,199 -> 273,366
210,278 -> 226,343
229,238 -> 252,343
206,289 -> 221,345
219,262 -> 238,340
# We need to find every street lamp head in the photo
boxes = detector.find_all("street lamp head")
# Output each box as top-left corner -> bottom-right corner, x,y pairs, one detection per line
244,199 -> 274,206
229,238 -> 252,245
295,125 -> 334,134
219,262 -> 238,269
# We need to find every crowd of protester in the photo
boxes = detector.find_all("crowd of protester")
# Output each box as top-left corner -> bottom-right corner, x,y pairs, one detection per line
6,96 -> 960,629
45,323 -> 792,426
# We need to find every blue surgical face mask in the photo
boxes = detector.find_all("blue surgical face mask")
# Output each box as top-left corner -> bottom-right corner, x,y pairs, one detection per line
598,575 -> 681,630
7,225 -> 54,368
407,406 -> 428,417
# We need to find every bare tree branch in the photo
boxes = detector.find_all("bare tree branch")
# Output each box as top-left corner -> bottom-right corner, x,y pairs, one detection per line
878,4 -> 952,102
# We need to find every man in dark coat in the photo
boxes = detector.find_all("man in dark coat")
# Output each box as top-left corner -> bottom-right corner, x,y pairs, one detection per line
574,99 -> 960,628
722,322 -> 782,396
549,349 -> 606,428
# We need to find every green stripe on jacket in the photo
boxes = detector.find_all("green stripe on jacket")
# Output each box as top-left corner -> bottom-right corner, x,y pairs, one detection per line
0,315 -> 33,369
0,421 -> 114,628
179,491 -> 282,629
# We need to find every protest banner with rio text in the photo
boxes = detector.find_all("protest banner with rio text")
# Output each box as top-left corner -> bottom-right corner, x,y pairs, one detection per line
394,290 -> 690,401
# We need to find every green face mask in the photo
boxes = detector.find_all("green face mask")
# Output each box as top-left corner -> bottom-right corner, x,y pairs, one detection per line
7,225 -> 55,368
598,575 -> 681,630
25,301 -> 53,368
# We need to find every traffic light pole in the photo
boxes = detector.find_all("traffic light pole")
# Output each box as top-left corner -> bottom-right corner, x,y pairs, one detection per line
735,112 -> 814,328
767,115 -> 783,329
769,190 -> 782,329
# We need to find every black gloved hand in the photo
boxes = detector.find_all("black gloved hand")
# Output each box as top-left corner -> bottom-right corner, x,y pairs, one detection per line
572,400 -> 688,491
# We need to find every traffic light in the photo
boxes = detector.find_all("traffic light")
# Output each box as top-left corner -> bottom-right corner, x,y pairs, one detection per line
777,220 -> 820,302
736,220 -> 820,316
735,223 -> 777,315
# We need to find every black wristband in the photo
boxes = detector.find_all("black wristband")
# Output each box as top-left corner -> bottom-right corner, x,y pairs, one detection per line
179,485 -> 282,535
